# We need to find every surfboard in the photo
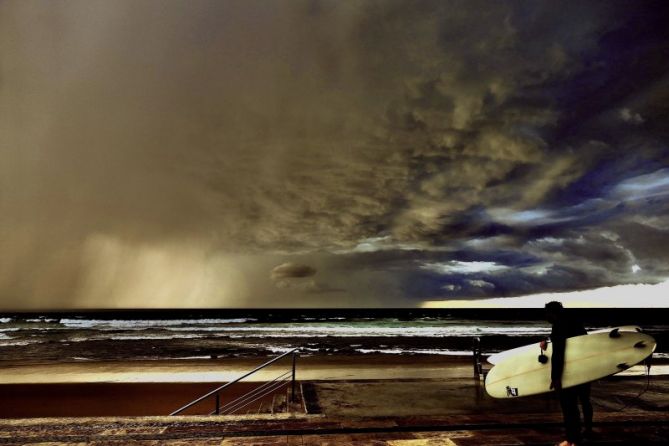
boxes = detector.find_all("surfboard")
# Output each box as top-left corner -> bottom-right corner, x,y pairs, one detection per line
485,328 -> 656,398
486,325 -> 642,365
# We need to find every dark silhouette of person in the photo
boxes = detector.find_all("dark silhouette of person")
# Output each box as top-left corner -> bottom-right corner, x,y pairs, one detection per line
544,301 -> 593,446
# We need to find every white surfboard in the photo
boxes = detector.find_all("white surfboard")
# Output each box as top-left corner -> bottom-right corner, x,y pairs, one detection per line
486,326 -> 642,365
485,329 -> 655,398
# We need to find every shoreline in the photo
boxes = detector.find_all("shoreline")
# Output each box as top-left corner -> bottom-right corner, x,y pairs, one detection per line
0,354 -> 665,384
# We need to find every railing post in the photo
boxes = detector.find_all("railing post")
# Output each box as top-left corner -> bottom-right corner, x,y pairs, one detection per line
291,351 -> 297,403
215,393 -> 220,415
472,337 -> 482,379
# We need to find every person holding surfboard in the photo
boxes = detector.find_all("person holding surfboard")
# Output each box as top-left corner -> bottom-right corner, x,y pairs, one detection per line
544,301 -> 593,446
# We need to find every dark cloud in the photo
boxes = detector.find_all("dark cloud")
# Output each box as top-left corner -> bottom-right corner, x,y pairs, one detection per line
270,262 -> 347,296
271,263 -> 317,280
1,0 -> 669,308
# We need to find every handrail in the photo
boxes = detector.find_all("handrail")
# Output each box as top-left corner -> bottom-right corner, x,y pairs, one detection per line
170,348 -> 298,416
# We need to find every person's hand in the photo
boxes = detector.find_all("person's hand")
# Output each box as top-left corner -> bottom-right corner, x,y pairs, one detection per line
550,379 -> 562,392
540,340 -> 547,350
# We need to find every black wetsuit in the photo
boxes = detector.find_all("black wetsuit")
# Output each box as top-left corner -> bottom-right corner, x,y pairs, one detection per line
551,315 -> 593,444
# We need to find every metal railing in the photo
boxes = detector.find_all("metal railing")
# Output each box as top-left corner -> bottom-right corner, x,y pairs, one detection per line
170,348 -> 299,416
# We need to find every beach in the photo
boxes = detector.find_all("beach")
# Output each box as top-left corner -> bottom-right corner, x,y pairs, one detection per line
1,312 -> 668,443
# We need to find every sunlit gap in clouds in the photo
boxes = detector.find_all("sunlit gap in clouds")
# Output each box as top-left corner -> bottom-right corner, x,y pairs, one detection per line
420,261 -> 508,274
422,279 -> 669,308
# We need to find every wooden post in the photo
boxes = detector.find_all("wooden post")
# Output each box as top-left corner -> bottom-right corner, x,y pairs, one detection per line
291,352 -> 297,403
472,337 -> 482,379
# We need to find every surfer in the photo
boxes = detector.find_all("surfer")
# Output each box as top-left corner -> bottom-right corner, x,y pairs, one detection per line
544,301 -> 593,446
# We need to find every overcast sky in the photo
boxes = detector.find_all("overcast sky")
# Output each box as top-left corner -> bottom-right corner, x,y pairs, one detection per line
1,0 -> 669,309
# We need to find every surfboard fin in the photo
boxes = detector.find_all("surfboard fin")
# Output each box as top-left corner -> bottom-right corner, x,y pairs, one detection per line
609,328 -> 621,338
634,341 -> 646,349
617,362 -> 630,370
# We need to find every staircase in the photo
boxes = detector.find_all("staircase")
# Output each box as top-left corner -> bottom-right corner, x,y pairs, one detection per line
170,349 -> 302,416
237,385 -> 302,415
223,385 -> 301,415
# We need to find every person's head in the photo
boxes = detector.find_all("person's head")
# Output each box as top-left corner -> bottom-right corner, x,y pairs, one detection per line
544,300 -> 563,323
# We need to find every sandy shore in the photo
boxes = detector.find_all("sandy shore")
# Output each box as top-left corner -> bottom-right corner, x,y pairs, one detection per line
0,355 -> 476,384
0,355 -> 469,418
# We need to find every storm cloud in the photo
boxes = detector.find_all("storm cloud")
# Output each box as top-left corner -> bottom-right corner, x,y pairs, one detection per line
1,0 -> 669,308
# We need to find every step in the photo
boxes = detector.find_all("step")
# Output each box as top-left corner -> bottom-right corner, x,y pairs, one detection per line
272,392 -> 287,414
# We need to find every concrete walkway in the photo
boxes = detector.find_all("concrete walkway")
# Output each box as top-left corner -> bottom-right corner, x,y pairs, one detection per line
1,411 -> 668,445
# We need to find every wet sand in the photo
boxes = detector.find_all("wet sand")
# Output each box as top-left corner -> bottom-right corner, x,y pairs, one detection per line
0,355 -> 475,384
0,382 -> 274,418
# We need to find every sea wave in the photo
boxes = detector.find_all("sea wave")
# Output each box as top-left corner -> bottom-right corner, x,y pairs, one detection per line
355,348 -> 473,356
164,324 -> 551,337
265,346 -> 300,354
58,318 -> 258,329
65,333 -> 210,342
42,318 -> 556,338
0,339 -> 42,347
106,334 -> 209,341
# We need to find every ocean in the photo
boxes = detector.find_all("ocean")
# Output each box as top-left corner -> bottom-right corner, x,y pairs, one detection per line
1,309 -> 667,363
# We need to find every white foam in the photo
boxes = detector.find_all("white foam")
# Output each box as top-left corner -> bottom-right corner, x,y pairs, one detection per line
356,348 -> 473,356
59,318 -> 257,329
227,333 -> 329,338
106,334 -> 208,341
65,333 -> 208,342
265,346 -> 300,354
0,339 -> 41,346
